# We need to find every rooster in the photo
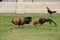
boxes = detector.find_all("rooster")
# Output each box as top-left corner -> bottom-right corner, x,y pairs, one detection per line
12,18 -> 25,28
46,7 -> 56,15
24,17 -> 32,24
12,17 -> 32,28
33,18 -> 57,26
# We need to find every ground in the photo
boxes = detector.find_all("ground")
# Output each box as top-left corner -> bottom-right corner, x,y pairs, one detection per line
0,13 -> 60,16
0,13 -> 60,40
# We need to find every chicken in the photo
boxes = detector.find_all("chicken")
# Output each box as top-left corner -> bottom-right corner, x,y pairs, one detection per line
33,18 -> 57,26
12,17 -> 32,28
24,17 -> 32,24
46,7 -> 56,15
12,18 -> 25,28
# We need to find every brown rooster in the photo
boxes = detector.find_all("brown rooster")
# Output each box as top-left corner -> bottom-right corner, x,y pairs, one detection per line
46,7 -> 56,15
12,17 -> 32,28
33,18 -> 57,26
12,18 -> 25,28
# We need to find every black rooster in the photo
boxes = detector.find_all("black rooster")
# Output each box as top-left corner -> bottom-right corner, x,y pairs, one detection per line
24,17 -> 32,24
46,7 -> 56,15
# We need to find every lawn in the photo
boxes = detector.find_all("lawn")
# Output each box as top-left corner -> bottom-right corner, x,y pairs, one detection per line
0,15 -> 60,40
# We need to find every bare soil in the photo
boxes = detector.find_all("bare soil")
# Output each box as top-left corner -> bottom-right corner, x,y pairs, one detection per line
0,13 -> 60,16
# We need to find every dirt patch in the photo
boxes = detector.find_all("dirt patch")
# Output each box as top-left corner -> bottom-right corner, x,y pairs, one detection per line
0,13 -> 60,16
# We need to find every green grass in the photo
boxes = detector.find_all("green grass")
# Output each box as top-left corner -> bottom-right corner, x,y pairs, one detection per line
0,16 -> 60,40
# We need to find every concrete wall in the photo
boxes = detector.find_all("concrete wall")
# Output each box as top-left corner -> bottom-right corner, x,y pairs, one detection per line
0,2 -> 60,14
24,2 -> 60,13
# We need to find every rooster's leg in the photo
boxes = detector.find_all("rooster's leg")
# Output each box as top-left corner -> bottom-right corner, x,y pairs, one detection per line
18,25 -> 20,28
40,23 -> 44,25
